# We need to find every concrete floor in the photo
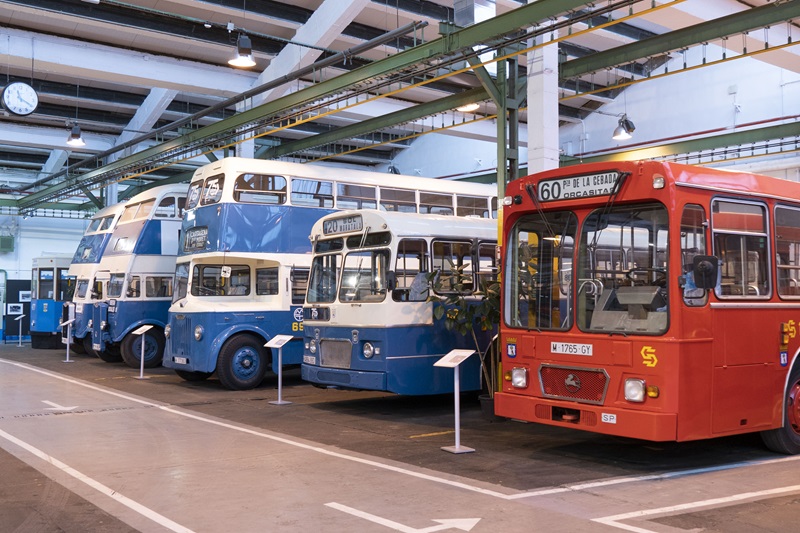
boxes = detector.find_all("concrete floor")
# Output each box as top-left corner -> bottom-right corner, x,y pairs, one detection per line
1,343 -> 799,532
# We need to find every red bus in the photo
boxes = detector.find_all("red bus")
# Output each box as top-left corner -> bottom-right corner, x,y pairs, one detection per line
496,160 -> 800,454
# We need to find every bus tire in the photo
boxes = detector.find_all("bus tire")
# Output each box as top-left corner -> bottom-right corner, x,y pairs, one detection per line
70,342 -> 87,355
121,329 -> 165,369
175,370 -> 213,382
761,365 -> 800,455
217,334 -> 269,390
97,344 -> 123,363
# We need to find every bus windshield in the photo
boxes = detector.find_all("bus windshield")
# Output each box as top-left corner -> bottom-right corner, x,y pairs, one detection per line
577,202 -> 669,335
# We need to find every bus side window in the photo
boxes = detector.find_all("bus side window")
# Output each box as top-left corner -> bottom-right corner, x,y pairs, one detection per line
337,183 -> 376,210
432,240 -> 473,294
155,196 -> 177,218
290,268 -> 310,304
711,199 -> 769,298
234,173 -> 287,205
256,267 -> 279,296
457,195 -> 490,218
291,178 -> 333,208
420,192 -> 454,216
393,239 -> 428,302
127,276 -> 141,298
379,188 -> 416,213
146,276 -> 173,298
680,204 -> 708,305
775,206 -> 800,297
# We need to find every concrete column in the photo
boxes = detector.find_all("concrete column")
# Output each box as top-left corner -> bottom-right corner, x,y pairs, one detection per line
526,31 -> 559,173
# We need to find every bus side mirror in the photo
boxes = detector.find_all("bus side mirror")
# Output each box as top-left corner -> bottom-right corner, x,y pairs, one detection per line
692,255 -> 718,289
386,271 -> 396,291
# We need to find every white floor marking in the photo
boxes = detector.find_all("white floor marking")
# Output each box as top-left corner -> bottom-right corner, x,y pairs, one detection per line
593,484 -> 800,533
325,502 -> 480,532
3,357 -> 800,503
0,427 -> 195,533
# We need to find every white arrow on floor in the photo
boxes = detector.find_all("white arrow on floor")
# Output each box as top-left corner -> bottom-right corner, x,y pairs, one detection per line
42,400 -> 77,411
326,502 -> 480,533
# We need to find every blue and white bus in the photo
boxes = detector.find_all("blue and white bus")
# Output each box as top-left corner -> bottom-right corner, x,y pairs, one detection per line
30,254 -> 75,349
64,203 -> 126,355
301,210 -> 498,395
164,157 -> 496,390
84,184 -> 187,367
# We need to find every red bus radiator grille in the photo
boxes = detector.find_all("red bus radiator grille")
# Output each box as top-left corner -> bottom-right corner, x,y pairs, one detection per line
538,364 -> 609,405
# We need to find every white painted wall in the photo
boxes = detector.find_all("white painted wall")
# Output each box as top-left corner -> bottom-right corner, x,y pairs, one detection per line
0,216 -> 86,280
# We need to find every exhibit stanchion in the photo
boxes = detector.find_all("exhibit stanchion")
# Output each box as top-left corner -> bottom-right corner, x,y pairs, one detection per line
15,315 -> 25,348
434,349 -> 476,454
59,318 -> 75,363
266,335 -> 295,405
131,324 -> 154,380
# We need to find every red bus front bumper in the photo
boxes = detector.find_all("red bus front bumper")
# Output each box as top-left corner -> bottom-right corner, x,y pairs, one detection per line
494,391 -> 678,442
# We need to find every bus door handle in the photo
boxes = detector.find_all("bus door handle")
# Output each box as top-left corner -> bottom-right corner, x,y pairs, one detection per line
256,316 -> 264,320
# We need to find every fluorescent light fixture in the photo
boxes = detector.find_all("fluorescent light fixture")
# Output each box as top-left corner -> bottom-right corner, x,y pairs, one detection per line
456,103 -> 480,112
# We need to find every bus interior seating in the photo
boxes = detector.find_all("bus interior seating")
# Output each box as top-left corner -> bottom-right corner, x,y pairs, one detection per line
590,286 -> 667,332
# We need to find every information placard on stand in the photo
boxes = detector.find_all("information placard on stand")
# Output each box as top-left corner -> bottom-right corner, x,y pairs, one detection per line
131,324 -> 154,380
434,349 -> 476,454
59,318 -> 75,363
266,335 -> 296,405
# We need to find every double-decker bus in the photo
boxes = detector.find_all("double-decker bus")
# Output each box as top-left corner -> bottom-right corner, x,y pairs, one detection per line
301,210 -> 498,395
82,184 -> 187,367
63,203 -> 126,355
30,254 -> 75,349
164,157 -> 496,390
496,160 -> 800,454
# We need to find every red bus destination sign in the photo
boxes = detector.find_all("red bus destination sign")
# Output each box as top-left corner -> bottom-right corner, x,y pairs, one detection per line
538,171 -> 621,202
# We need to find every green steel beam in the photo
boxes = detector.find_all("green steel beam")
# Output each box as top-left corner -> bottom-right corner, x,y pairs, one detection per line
561,122 -> 800,165
16,0 -> 590,211
259,87 -> 490,159
560,1 -> 800,79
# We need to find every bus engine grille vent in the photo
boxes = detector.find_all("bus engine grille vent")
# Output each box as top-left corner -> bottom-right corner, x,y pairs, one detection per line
320,339 -> 352,369
538,364 -> 609,405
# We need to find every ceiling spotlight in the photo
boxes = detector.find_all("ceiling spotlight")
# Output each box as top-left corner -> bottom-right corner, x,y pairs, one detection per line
228,34 -> 256,68
204,22 -> 212,29
456,103 -> 480,112
66,124 -> 86,147
612,114 -> 636,141
81,0 -> 101,4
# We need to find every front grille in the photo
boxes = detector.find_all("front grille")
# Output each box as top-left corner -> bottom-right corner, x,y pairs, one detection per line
170,315 -> 192,357
539,364 -> 609,405
319,339 -> 352,368
317,371 -> 351,385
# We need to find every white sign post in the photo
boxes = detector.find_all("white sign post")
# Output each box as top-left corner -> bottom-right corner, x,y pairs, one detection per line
131,324 -> 153,380
59,318 -> 75,363
266,335 -> 295,405
14,314 -> 25,348
434,349 -> 476,454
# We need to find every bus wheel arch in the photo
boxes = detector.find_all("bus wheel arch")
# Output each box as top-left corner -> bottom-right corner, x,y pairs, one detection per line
120,327 -> 166,369
216,333 -> 270,390
761,363 -> 800,455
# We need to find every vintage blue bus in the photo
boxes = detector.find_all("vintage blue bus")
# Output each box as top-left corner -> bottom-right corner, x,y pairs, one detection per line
63,203 -> 126,355
30,254 -> 75,349
83,184 -> 187,367
301,210 -> 498,395
164,157 -> 496,390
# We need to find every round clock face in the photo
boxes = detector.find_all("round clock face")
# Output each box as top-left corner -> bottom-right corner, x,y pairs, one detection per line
2,81 -> 39,116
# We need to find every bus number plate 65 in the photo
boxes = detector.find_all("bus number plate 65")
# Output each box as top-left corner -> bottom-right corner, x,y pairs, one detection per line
550,342 -> 593,356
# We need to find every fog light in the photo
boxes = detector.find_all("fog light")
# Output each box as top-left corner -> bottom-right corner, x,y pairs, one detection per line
625,378 -> 646,402
363,342 -> 374,359
510,367 -> 528,388
164,324 -> 171,338
194,325 -> 204,341
309,338 -> 317,354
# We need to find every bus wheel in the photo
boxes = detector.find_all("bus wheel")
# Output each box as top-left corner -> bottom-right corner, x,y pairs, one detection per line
121,329 -> 165,369
70,341 -> 87,355
175,370 -> 213,382
761,365 -> 800,454
217,334 -> 268,390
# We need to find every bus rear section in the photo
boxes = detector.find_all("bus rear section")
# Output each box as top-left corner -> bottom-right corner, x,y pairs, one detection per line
301,210 -> 498,396
496,160 -> 800,454
30,254 -> 75,349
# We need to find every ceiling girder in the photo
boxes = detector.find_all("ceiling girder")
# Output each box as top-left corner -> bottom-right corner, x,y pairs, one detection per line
16,0 -> 591,212
560,1 -> 800,79
561,122 -> 800,165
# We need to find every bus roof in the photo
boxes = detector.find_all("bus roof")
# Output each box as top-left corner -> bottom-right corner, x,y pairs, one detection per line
311,209 -> 498,241
190,157 -> 495,197
514,160 -> 800,202
124,182 -> 189,205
